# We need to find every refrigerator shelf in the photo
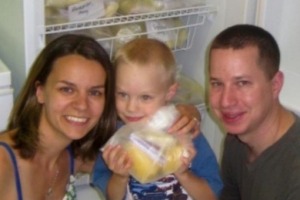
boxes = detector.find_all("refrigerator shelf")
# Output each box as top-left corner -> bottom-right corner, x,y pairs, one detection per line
45,5 -> 216,34
44,5 -> 216,57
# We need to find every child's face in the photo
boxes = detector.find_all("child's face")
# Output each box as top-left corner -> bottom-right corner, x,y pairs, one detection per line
116,63 -> 175,124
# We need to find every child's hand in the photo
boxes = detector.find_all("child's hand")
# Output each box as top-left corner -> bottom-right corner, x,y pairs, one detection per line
102,145 -> 132,178
174,144 -> 196,177
168,104 -> 200,138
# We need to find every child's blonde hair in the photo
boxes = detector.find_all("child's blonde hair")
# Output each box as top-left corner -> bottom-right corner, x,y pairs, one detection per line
113,38 -> 177,85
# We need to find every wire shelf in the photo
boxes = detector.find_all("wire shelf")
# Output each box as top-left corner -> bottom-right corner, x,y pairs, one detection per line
44,5 -> 217,57
45,5 -> 216,34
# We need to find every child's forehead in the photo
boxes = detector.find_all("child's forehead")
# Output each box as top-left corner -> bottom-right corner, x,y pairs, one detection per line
117,63 -> 171,84
117,62 -> 166,74
117,62 -> 168,71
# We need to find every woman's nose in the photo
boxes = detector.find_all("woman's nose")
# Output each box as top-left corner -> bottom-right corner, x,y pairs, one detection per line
73,93 -> 88,110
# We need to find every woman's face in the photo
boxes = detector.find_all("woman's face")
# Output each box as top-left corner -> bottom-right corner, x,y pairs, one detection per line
36,54 -> 106,142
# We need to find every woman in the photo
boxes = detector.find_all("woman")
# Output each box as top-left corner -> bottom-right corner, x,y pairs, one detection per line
0,34 -> 117,199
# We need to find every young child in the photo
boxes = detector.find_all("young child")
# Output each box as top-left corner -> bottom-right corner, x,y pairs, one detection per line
92,38 -> 222,200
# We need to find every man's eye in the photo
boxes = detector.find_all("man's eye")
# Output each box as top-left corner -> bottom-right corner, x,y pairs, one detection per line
210,81 -> 222,87
237,80 -> 250,86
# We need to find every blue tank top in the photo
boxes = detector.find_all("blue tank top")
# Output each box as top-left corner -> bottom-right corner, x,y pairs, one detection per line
0,142 -> 75,200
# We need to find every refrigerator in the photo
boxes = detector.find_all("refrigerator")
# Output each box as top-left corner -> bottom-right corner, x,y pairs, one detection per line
0,59 -> 13,132
0,0 -> 299,161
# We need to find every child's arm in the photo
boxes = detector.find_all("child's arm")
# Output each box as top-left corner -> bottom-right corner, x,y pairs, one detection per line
106,173 -> 129,200
168,104 -> 201,137
174,143 -> 217,200
175,170 -> 217,200
102,145 -> 131,200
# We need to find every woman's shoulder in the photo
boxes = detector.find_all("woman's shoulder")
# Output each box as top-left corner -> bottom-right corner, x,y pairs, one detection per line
0,138 -> 16,186
0,132 -> 17,165
0,129 -> 17,143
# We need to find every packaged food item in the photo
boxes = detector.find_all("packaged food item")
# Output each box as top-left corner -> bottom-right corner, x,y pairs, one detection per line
45,0 -> 118,25
103,105 -> 192,183
117,0 -> 206,14
104,0 -> 119,17
118,0 -> 163,14
45,0 -> 83,8
183,0 -> 206,8
111,23 -> 146,52
145,18 -> 188,49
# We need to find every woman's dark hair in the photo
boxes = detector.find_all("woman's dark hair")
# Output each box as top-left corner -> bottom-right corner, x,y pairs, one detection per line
8,34 -> 117,160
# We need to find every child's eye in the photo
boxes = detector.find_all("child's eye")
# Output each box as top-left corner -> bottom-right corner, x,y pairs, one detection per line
117,91 -> 128,99
141,95 -> 152,101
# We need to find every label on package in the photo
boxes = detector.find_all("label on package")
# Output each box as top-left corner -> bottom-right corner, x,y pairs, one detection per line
67,0 -> 105,22
129,134 -> 165,165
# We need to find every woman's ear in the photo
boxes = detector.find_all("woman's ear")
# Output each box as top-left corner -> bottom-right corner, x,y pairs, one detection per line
35,81 -> 45,104
166,82 -> 178,101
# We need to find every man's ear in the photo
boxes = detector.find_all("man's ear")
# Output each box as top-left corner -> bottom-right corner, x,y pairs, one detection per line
272,71 -> 284,98
166,82 -> 178,101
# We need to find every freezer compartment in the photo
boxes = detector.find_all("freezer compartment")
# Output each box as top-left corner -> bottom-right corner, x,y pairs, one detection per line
0,59 -> 13,131
0,88 -> 13,131
0,59 -> 12,88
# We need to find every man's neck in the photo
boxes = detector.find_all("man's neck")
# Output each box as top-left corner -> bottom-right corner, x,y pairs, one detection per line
240,106 -> 294,162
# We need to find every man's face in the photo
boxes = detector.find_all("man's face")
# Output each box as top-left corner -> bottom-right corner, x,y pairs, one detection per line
209,46 -> 279,138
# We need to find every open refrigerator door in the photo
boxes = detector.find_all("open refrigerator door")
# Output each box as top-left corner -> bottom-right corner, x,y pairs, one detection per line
256,0 -> 300,115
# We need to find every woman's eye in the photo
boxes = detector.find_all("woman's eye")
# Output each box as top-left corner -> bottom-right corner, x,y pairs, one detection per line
90,90 -> 103,96
60,87 -> 73,94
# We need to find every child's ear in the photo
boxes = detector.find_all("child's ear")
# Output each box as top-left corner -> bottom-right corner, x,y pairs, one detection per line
166,82 -> 178,101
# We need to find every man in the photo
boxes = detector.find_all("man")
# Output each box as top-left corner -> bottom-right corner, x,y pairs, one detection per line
208,24 -> 300,200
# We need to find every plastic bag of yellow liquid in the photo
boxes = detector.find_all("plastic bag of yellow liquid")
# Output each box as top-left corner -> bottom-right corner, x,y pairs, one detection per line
103,105 -> 192,183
